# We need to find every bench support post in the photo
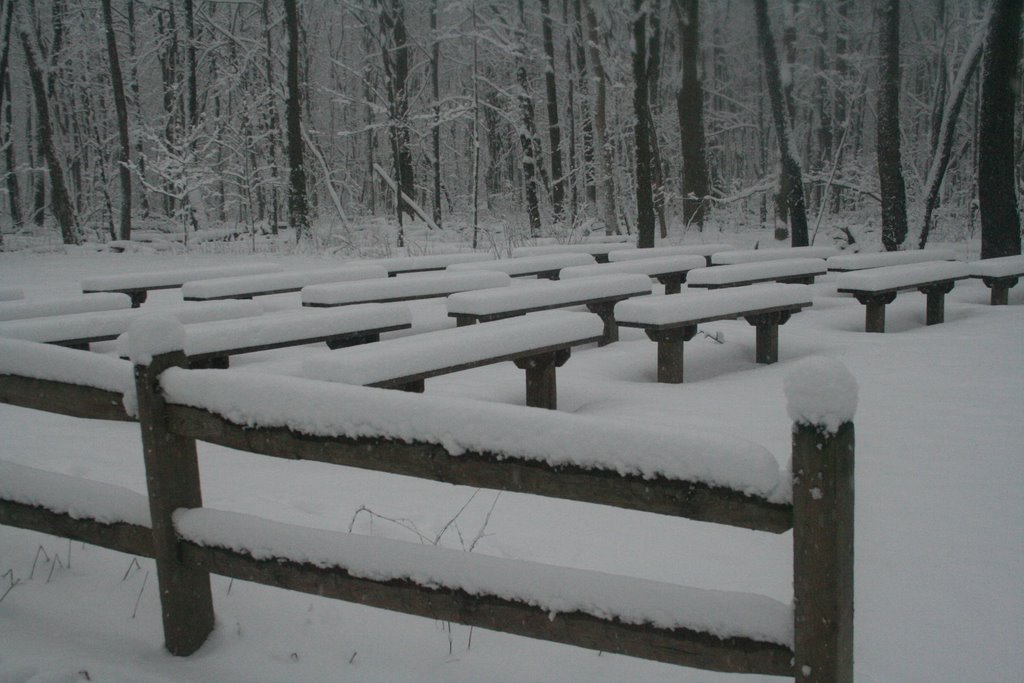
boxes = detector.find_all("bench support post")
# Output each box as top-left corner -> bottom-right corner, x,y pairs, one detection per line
793,420 -> 855,683
982,276 -> 1017,305
134,350 -> 214,656
854,292 -> 896,333
585,302 -> 619,345
646,326 -> 697,383
744,312 -> 791,364
658,275 -> 684,295
920,282 -> 954,325
514,349 -> 569,409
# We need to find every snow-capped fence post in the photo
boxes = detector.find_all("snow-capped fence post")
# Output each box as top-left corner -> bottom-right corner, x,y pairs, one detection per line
786,358 -> 857,683
127,318 -> 214,656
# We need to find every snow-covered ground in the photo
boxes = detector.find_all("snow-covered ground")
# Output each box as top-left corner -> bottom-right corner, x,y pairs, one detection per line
0,243 -> 1021,682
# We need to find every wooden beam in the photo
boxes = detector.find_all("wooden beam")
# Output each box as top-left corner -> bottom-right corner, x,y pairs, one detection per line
0,374 -> 133,422
0,499 -> 154,558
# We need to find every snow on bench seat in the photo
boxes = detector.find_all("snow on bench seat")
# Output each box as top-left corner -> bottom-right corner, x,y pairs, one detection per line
616,284 -> 813,383
81,263 -> 283,306
174,506 -> 793,647
608,243 -> 735,266
447,273 -> 652,344
836,261 -> 970,332
826,248 -> 957,271
302,270 -> 510,307
559,255 -> 707,295
448,253 -> 596,279
0,288 -> 24,301
710,246 -> 838,266
301,310 -> 604,409
686,258 -> 827,289
181,265 -> 387,301
0,300 -> 261,348
0,292 -> 132,321
967,255 -> 1024,305
116,303 -> 412,368
511,242 -> 635,263
348,252 -> 494,276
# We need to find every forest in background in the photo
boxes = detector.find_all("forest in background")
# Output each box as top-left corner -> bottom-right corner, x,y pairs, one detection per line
0,0 -> 1020,256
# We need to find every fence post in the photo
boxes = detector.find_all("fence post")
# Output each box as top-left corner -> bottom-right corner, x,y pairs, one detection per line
129,318 -> 214,656
786,358 -> 856,683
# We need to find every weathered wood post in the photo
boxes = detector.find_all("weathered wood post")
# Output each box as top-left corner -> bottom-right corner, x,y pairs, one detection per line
785,358 -> 856,683
920,282 -> 954,325
645,325 -> 697,383
127,317 -> 214,656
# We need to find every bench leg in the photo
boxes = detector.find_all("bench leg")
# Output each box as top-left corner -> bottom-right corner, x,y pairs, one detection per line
854,292 -> 896,333
658,275 -> 683,295
983,276 -> 1017,305
585,302 -> 618,346
128,291 -> 148,307
919,282 -> 955,325
744,312 -> 792,364
646,326 -> 697,383
514,352 -> 560,409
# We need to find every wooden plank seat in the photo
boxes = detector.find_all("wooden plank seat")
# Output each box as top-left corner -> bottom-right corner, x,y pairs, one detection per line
448,253 -> 596,279
302,310 -> 605,409
686,258 -> 827,290
835,261 -> 970,332
181,265 -> 387,301
0,292 -> 132,321
711,245 -> 838,266
81,263 -> 283,306
0,288 -> 24,302
615,284 -> 813,383
347,252 -> 495,277
967,255 -> 1024,305
447,273 -> 653,345
608,243 -> 735,266
302,270 -> 510,307
116,303 -> 412,369
826,248 -> 957,272
560,255 -> 707,295
0,300 -> 261,349
511,241 -> 634,263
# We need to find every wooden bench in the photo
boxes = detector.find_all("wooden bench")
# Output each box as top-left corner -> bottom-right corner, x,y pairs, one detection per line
302,311 -> 605,409
348,252 -> 494,276
447,273 -> 652,345
615,284 -> 813,383
559,254 -> 706,295
967,255 -> 1024,305
117,303 -> 412,369
711,245 -> 838,266
0,300 -> 261,349
0,288 -> 24,302
511,242 -> 634,263
608,243 -> 735,267
0,292 -> 132,321
448,253 -> 596,279
687,258 -> 827,290
81,263 -> 283,306
836,261 -> 970,332
181,265 -> 387,301
302,270 -> 510,307
826,248 -> 957,272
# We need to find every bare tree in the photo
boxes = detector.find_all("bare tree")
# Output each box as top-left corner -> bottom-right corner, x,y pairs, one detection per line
101,0 -> 132,241
632,0 -> 655,248
284,0 -> 310,240
583,0 -> 617,235
673,0 -> 709,229
876,0 -> 908,251
540,0 -> 565,222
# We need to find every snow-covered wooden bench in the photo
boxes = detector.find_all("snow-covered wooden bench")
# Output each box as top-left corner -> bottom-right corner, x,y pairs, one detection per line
303,311 -> 605,409
181,265 -> 386,301
711,245 -> 838,266
447,274 -> 652,345
836,261 -> 970,332
0,287 -> 24,302
967,255 -> 1024,305
0,300 -> 260,349
448,252 -> 596,279
347,252 -> 494,277
301,270 -> 510,307
117,304 -> 412,369
559,254 -> 707,295
0,292 -> 132,321
616,284 -> 814,383
511,241 -> 634,263
687,258 -> 827,290
826,248 -> 957,272
608,243 -> 735,266
81,263 -> 283,306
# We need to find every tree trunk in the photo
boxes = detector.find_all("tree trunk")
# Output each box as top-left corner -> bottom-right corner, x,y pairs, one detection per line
583,0 -> 617,235
540,0 -> 565,222
754,0 -> 810,246
632,0 -> 656,248
126,0 -> 150,219
515,0 -> 543,237
284,0 -> 310,240
673,0 -> 710,229
0,0 -> 20,234
430,0 -> 442,228
572,0 -> 595,205
978,0 -> 1022,258
101,0 -> 132,241
876,0 -> 908,251
379,0 -> 415,228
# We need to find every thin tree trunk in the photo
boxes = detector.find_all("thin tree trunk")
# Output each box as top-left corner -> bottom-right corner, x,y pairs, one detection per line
572,0 -> 595,205
0,0 -> 20,234
583,0 -> 617,235
284,0 -> 310,240
101,0 -> 132,241
632,0 -> 656,248
674,0 -> 709,229
540,0 -> 565,222
126,0 -> 149,219
430,0 -> 442,228
515,0 -> 543,237
876,0 -> 908,251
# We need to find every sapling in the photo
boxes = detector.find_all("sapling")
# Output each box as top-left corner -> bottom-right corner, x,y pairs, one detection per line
131,570 -> 149,619
28,545 -> 50,580
0,568 -> 19,602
